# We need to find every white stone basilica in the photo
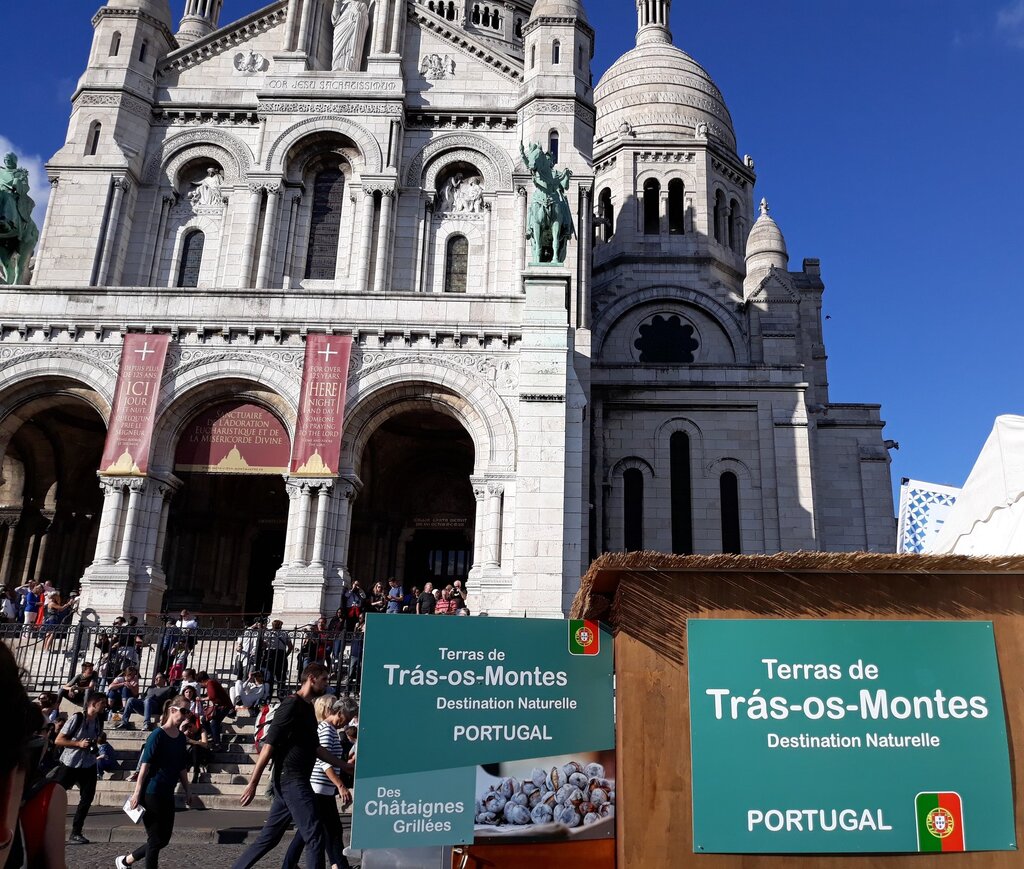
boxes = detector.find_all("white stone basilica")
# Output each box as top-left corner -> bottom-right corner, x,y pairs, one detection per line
0,0 -> 895,624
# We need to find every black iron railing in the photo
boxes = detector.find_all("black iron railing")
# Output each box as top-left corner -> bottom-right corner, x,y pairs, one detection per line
1,621 -> 362,700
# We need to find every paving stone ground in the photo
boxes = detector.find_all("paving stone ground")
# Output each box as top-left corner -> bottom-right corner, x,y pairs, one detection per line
68,840 -> 296,869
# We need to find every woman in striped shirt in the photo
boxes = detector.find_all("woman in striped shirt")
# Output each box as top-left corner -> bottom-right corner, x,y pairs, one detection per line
282,695 -> 352,869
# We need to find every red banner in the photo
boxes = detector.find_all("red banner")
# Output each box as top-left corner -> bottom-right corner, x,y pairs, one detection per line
100,334 -> 171,476
174,402 -> 290,475
290,334 -> 352,476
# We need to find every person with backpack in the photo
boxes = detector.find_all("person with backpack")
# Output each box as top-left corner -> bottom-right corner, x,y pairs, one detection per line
114,697 -> 195,869
231,663 -> 346,869
53,692 -> 107,845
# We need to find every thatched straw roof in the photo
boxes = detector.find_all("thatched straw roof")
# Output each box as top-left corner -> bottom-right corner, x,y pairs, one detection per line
570,551 -> 1024,628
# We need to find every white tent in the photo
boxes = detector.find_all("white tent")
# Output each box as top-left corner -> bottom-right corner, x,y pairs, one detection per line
931,415 -> 1024,555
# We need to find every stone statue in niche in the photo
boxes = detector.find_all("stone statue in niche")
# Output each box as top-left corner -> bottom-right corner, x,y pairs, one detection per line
233,49 -> 269,74
420,53 -> 456,80
0,153 -> 39,285
520,140 -> 574,265
188,168 -> 224,207
332,0 -> 371,71
441,174 -> 484,213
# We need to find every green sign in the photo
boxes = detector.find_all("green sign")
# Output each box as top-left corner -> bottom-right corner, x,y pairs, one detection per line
351,615 -> 614,850
687,619 -> 1015,854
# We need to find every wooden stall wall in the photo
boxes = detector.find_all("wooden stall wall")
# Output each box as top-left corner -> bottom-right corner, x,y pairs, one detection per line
595,562 -> 1024,869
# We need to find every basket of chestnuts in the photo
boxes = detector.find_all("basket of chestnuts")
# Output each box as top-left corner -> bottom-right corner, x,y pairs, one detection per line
474,760 -> 615,840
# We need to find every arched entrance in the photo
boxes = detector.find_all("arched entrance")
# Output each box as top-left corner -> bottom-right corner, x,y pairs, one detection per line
0,385 -> 106,592
349,409 -> 475,589
164,401 -> 291,615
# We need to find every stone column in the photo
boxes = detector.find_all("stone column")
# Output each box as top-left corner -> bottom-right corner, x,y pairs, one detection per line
470,481 -> 487,573
372,0 -> 389,53
515,185 -> 527,277
0,515 -> 19,586
116,479 -> 147,566
297,0 -> 315,55
147,193 -> 175,285
502,2 -> 515,40
389,0 -> 405,54
282,479 -> 302,566
485,483 -> 503,567
282,191 -> 302,288
32,514 -> 54,582
154,488 -> 173,569
414,195 -> 433,293
284,0 -> 300,50
331,478 -> 359,578
309,481 -> 333,569
237,185 -> 263,288
96,177 -> 130,286
578,184 -> 592,328
291,482 -> 313,567
94,479 -> 125,566
482,201 -> 493,294
255,183 -> 281,288
372,187 -> 395,293
355,188 -> 376,293
31,177 -> 59,285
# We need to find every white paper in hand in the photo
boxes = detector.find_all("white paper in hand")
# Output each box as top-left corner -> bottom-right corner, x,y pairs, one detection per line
122,798 -> 145,824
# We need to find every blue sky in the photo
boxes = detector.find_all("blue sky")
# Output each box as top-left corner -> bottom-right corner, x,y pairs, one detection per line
1,0 -> 1022,504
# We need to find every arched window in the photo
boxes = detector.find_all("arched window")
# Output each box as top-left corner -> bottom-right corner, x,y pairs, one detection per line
304,167 -> 346,280
577,45 -> 583,70
472,4 -> 480,23
514,17 -> 523,37
109,32 -> 121,57
138,40 -> 148,62
643,178 -> 660,235
668,178 -> 685,234
492,11 -> 501,30
86,122 -> 102,156
552,40 -> 561,64
598,187 -> 614,241
670,431 -> 693,554
720,472 -> 741,554
444,234 -> 469,294
482,7 -> 491,26
530,44 -> 536,69
623,468 -> 643,552
713,189 -> 726,244
447,1 -> 455,19
548,131 -> 559,164
729,197 -> 742,252
176,230 -> 205,288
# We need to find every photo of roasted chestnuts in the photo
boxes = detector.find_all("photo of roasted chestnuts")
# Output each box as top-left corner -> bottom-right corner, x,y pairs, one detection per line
474,760 -> 616,832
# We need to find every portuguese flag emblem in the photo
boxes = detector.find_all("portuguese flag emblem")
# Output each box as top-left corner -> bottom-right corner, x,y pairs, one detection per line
916,792 -> 965,852
569,619 -> 600,656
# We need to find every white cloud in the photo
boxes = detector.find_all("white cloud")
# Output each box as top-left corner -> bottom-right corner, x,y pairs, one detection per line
0,134 -> 50,228
996,0 -> 1024,48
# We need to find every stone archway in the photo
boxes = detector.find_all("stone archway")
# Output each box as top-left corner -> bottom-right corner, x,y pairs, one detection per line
348,406 -> 476,593
162,398 -> 292,616
0,378 -> 108,592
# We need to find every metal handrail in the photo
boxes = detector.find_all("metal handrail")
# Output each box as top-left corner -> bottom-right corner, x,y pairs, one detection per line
2,620 -> 363,700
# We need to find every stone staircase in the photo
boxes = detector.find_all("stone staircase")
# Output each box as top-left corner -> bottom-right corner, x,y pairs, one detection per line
66,712 -> 274,811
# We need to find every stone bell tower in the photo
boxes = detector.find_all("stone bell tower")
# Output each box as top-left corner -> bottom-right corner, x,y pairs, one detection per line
36,0 -> 176,286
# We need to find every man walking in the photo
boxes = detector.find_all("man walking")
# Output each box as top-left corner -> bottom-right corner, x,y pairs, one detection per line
54,693 -> 107,844
231,663 -> 346,869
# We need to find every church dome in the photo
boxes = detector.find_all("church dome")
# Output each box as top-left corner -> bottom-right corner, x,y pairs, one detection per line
528,0 -> 589,24
595,41 -> 736,151
106,0 -> 173,30
745,199 -> 789,271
